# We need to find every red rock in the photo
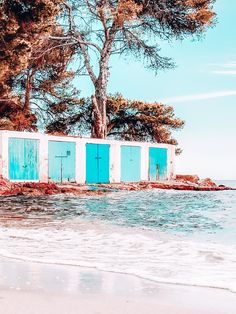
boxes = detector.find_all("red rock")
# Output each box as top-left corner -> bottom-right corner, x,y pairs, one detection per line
0,175 -> 233,198
45,189 -> 55,195
1,188 -> 23,196
200,178 -> 217,187
0,179 -> 8,186
176,175 -> 200,184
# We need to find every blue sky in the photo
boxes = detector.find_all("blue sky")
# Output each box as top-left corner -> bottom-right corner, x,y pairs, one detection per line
78,1 -> 236,180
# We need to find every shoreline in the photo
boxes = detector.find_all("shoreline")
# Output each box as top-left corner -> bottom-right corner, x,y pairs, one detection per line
0,252 -> 235,295
0,177 -> 234,197
0,256 -> 236,314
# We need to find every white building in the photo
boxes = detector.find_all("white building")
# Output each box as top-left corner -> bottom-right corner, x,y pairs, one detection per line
0,130 -> 175,183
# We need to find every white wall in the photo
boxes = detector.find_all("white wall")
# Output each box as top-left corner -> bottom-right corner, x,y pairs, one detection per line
0,130 -> 175,183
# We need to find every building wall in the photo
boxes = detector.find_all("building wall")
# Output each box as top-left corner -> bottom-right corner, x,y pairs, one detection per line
0,130 -> 175,183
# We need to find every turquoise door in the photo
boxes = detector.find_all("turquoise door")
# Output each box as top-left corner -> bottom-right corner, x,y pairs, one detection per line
149,148 -> 167,180
121,146 -> 141,182
48,141 -> 76,182
86,144 -> 110,183
9,138 -> 39,180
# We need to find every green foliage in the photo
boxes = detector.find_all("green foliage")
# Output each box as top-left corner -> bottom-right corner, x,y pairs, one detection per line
46,94 -> 184,151
12,25 -> 81,130
106,95 -> 185,144
0,0 -> 62,130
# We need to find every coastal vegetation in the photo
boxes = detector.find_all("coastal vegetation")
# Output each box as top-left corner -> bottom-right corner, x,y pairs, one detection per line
46,94 -> 185,152
0,0 -> 215,151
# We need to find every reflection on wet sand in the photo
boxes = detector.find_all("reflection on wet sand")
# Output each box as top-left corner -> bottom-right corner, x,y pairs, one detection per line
0,257 -> 150,297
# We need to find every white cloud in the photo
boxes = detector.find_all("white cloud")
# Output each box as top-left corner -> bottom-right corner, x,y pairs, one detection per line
222,62 -> 236,68
212,70 -> 236,75
210,61 -> 236,75
208,61 -> 236,68
161,90 -> 236,104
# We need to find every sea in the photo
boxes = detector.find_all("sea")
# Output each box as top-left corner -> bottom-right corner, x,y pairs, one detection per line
0,180 -> 236,293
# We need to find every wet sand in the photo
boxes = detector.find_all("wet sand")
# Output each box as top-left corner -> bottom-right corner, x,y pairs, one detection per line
0,257 -> 235,314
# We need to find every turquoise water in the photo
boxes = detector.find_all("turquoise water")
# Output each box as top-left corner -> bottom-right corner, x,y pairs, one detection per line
0,188 -> 236,292
1,189 -> 235,240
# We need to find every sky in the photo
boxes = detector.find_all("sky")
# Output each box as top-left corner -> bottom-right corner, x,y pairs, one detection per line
77,1 -> 236,180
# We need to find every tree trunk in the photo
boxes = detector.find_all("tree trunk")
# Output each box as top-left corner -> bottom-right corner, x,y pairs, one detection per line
90,27 -> 116,139
91,94 -> 107,139
91,63 -> 109,139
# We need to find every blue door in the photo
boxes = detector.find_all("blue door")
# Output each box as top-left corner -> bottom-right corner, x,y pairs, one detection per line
48,141 -> 76,182
121,146 -> 141,182
86,144 -> 110,183
9,138 -> 39,180
149,148 -> 167,180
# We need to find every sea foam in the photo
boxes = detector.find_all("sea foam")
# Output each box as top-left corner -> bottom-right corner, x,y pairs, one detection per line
0,219 -> 236,293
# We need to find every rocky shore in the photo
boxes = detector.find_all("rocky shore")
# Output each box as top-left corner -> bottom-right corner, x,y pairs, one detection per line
0,175 -> 234,197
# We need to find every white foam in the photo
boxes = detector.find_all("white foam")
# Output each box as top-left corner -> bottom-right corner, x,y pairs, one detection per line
0,220 -> 236,293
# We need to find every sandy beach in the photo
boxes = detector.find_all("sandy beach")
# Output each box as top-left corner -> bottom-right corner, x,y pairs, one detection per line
0,257 -> 235,314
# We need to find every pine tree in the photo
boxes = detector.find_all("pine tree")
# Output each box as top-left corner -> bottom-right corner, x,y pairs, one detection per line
0,0 -> 62,130
46,94 -> 184,153
49,0 -> 215,138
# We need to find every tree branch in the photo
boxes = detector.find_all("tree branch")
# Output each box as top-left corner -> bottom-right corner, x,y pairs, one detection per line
48,35 -> 102,53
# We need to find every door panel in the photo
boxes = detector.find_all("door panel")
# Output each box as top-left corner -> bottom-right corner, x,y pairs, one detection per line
86,144 -> 110,183
149,148 -> 167,180
121,146 -> 141,182
9,138 -> 39,180
48,141 -> 76,182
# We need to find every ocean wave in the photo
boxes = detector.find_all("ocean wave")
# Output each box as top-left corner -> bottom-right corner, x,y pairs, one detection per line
1,190 -> 236,293
0,221 -> 236,293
